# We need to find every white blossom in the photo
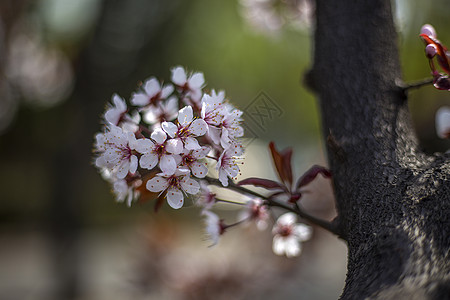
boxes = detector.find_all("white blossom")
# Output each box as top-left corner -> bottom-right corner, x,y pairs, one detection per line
95,125 -> 140,179
162,106 -> 208,151
104,94 -> 140,133
145,168 -> 200,209
131,77 -> 173,107
202,210 -> 224,246
238,198 -> 269,230
180,146 -> 210,178
143,96 -> 179,125
272,212 -> 312,257
104,94 -> 127,126
196,181 -> 217,210
171,66 -> 205,104
136,128 -> 182,175
217,143 -> 244,186
113,179 -> 139,207
436,106 -> 450,139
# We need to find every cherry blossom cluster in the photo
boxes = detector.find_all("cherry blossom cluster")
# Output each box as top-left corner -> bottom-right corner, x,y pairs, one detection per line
94,66 -> 245,209
419,24 -> 450,139
93,67 -> 332,257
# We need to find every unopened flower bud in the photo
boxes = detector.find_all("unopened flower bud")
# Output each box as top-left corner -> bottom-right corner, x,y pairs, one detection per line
425,44 -> 437,59
421,24 -> 436,38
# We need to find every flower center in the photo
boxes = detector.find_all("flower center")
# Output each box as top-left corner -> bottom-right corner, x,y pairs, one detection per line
182,154 -> 195,166
167,175 -> 181,189
154,144 -> 166,157
278,225 -> 293,237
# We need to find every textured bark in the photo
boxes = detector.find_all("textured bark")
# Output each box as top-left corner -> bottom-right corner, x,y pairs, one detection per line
309,0 -> 450,299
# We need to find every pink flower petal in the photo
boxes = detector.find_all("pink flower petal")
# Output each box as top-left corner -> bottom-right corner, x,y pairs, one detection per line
140,152 -> 158,170
116,161 -> 130,179
131,92 -> 149,106
189,72 -> 205,89
184,137 -> 201,150
134,138 -> 154,154
130,155 -> 138,174
191,162 -> 208,178
160,155 -> 177,175
146,176 -> 169,192
178,106 -> 193,126
166,188 -> 184,209
171,66 -> 187,86
161,122 -> 178,138
161,84 -> 174,99
190,119 -> 208,136
166,138 -> 183,154
143,78 -> 161,97
151,128 -> 167,144
181,177 -> 200,194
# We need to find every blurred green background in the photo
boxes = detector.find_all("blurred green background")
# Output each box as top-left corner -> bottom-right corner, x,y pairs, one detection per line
0,0 -> 448,299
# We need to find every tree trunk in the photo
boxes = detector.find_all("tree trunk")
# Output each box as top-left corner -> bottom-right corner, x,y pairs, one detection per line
308,0 -> 450,299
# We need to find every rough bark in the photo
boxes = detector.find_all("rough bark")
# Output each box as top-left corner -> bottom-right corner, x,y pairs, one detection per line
308,0 -> 450,299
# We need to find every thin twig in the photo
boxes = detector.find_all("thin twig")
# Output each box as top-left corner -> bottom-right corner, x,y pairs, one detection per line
204,176 -> 344,239
400,77 -> 434,90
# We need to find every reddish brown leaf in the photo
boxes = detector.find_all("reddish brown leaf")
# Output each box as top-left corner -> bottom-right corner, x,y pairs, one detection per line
269,142 -> 292,187
296,165 -> 332,190
237,177 -> 285,190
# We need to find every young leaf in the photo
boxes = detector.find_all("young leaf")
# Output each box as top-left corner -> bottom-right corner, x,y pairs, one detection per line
269,142 -> 293,187
238,177 -> 286,190
281,147 -> 293,187
296,165 -> 332,190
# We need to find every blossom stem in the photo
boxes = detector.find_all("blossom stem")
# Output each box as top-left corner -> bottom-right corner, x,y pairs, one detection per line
215,198 -> 246,206
204,176 -> 344,238
224,218 -> 248,230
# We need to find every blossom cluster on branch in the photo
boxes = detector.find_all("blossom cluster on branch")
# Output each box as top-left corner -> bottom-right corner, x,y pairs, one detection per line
93,67 -> 334,256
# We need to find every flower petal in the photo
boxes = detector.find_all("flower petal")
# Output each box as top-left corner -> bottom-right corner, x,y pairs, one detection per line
143,77 -> 160,97
134,138 -> 154,154
189,72 -> 205,89
161,84 -> 174,99
130,155 -> 138,174
436,106 -> 450,138
184,137 -> 201,150
146,176 -> 169,192
171,66 -> 187,86
160,154 -> 177,175
181,177 -> 200,194
166,187 -> 184,209
277,212 -> 297,226
284,238 -> 301,257
218,169 -> 229,187
189,119 -> 208,136
191,162 -> 208,178
131,92 -> 150,106
191,146 -> 210,159
272,236 -> 286,256
116,161 -> 130,179
161,122 -> 178,138
294,223 -> 313,241
166,138 -> 183,154
178,106 -> 193,126
151,127 -> 168,144
140,153 -> 158,170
